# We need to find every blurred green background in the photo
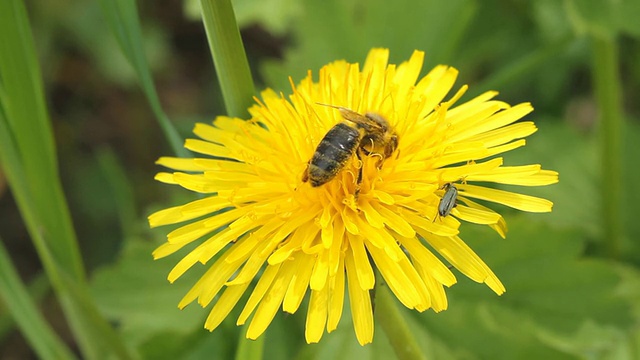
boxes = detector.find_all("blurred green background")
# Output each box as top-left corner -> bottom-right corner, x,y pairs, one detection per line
1,0 -> 640,359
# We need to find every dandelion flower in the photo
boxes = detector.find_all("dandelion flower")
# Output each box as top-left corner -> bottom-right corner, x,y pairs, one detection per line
149,48 -> 558,345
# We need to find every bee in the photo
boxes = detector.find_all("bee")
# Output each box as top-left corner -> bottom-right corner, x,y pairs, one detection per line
437,183 -> 458,217
302,106 -> 399,190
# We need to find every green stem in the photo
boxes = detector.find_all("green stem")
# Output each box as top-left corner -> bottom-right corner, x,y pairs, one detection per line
376,280 -> 426,360
235,329 -> 264,360
591,35 -> 623,258
200,0 -> 255,118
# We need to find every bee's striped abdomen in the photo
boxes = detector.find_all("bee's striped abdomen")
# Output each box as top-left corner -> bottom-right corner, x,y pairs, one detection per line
306,123 -> 361,187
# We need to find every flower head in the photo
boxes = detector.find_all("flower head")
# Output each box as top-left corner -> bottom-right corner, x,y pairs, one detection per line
149,48 -> 558,345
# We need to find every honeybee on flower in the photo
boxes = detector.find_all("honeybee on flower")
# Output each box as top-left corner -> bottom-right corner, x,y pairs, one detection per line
149,48 -> 558,345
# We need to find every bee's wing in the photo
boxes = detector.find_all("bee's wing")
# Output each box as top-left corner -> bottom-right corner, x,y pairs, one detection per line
338,108 -> 385,132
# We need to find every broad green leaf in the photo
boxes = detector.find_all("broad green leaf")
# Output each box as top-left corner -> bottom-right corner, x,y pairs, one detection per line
300,307 -> 397,360
412,216 -> 634,359
92,235 -> 313,359
616,0 -> 640,37
231,0 -> 301,35
412,303 -> 576,360
566,0 -> 640,38
90,238 -> 207,348
139,326 -> 235,360
261,0 -> 478,92
96,148 -> 137,238
502,122 -> 600,237
262,312 -> 305,360
503,120 -> 640,260
184,0 -> 301,36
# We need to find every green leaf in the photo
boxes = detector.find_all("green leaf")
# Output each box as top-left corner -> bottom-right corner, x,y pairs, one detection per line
412,216 -> 634,359
184,0 -> 301,36
615,0 -> 640,37
93,237 -> 307,359
566,0 -> 640,38
261,0 -> 477,92
502,122 -> 600,236
502,120 -> 640,261
231,0 -> 301,35
0,0 -> 84,282
90,239 -> 207,348
0,1 -> 133,358
139,326 -> 235,360
297,312 -> 397,360
0,239 -> 77,360
95,148 -> 137,240
200,0 -> 256,118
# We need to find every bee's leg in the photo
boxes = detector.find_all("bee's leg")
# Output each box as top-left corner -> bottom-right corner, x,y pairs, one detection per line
355,151 -> 363,199
374,154 -> 385,170
301,162 -> 310,183
432,209 -> 439,223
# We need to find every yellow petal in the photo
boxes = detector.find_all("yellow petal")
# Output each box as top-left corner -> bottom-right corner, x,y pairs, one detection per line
327,256 -> 346,332
459,184 -> 554,212
367,244 -> 426,310
204,283 -> 250,331
156,157 -> 206,171
305,287 -> 329,344
283,254 -> 315,313
246,259 -> 298,340
237,263 -> 282,325
345,250 -> 374,345
396,234 -> 456,287
347,234 -> 375,290
453,204 -> 502,225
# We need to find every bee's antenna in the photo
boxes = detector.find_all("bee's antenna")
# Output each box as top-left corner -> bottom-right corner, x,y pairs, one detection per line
315,102 -> 342,110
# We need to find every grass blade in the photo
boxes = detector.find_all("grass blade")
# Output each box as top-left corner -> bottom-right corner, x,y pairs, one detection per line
98,0 -> 189,157
0,0 -> 84,282
0,1 -> 134,358
0,82 -> 133,360
0,239 -> 77,360
0,274 -> 50,342
200,0 -> 255,117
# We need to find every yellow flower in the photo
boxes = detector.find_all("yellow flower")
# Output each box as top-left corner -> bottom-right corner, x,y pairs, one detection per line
148,48 -> 558,345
